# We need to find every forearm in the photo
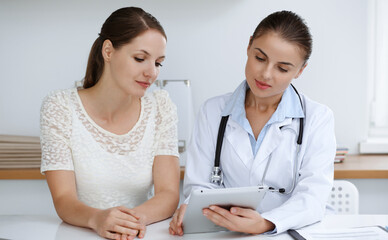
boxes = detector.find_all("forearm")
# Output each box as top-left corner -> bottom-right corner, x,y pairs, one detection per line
133,189 -> 179,225
261,192 -> 327,234
54,196 -> 99,229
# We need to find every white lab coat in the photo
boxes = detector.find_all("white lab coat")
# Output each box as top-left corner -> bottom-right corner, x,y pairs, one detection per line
183,91 -> 336,234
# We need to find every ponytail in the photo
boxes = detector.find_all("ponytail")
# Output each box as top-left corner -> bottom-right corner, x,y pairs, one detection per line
83,37 -> 104,89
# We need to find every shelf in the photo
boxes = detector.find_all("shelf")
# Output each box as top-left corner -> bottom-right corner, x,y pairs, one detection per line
2,155 -> 388,180
334,154 -> 388,179
0,169 -> 45,179
0,168 -> 183,180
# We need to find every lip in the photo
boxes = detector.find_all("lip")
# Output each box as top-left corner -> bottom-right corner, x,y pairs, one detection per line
136,81 -> 151,89
255,80 -> 271,90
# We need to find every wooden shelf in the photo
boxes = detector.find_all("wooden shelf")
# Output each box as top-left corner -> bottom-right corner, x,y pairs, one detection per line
2,155 -> 388,180
334,154 -> 388,179
0,168 -> 45,179
0,168 -> 183,180
180,166 -> 185,180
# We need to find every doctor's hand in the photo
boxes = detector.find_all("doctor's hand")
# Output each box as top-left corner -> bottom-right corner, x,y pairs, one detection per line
89,206 -> 146,240
203,205 -> 275,234
169,204 -> 187,236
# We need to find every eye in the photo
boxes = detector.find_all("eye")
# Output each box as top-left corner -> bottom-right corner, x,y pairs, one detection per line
255,56 -> 265,61
278,67 -> 288,73
155,62 -> 163,67
134,57 -> 144,62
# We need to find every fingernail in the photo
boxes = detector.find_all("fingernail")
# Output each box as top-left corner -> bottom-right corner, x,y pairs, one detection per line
231,208 -> 236,213
209,206 -> 215,210
203,210 -> 208,216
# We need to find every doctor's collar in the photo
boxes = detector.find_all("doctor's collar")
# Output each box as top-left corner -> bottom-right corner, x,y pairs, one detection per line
221,80 -> 247,117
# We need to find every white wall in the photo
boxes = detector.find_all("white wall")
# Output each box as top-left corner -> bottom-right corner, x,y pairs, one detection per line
0,0 -> 368,153
0,180 -> 56,215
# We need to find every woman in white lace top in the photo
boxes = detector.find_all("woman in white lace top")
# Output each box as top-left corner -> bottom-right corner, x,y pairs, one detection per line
40,7 -> 179,240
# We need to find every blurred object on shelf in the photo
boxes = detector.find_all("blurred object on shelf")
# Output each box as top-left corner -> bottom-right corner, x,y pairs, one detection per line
335,147 -> 349,163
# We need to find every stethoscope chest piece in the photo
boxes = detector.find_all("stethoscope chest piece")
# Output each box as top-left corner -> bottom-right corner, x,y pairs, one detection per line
210,166 -> 223,186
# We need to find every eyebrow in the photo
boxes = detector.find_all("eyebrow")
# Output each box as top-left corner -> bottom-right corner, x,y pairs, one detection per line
138,50 -> 165,60
255,48 -> 295,67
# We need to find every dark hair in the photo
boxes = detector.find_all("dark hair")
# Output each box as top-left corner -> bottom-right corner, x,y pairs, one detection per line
250,10 -> 312,63
84,7 -> 166,89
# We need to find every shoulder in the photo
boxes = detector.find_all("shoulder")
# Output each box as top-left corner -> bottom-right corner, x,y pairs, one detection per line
41,88 -> 74,108
151,89 -> 171,103
40,89 -> 74,130
148,89 -> 177,116
150,89 -> 175,107
301,93 -> 334,124
41,88 -> 75,116
200,92 -> 233,117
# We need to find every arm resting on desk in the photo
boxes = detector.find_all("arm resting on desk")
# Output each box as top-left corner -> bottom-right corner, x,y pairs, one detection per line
132,155 -> 180,225
45,170 -> 143,239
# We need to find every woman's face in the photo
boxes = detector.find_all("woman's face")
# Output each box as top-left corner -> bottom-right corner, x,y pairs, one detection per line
105,29 -> 166,97
245,31 -> 306,101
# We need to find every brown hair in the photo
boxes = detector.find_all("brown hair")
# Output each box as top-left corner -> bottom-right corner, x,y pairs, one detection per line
250,11 -> 312,63
83,7 -> 166,89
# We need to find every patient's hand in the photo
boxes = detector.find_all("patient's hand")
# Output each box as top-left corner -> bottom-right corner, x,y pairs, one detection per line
169,204 -> 187,236
89,206 -> 145,239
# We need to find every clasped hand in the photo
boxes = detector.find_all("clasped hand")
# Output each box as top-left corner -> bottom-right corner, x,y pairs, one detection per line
169,204 -> 274,235
89,206 -> 146,240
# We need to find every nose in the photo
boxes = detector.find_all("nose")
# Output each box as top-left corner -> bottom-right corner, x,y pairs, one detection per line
262,64 -> 272,81
143,63 -> 158,80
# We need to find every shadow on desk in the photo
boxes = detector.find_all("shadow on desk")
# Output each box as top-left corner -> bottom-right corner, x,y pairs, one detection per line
1,215 -> 387,240
55,220 -> 257,240
182,231 -> 254,239
55,222 -> 103,240
55,221 -> 251,240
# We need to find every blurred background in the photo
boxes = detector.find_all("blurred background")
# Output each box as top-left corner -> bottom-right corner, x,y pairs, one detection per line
1,0 -> 387,215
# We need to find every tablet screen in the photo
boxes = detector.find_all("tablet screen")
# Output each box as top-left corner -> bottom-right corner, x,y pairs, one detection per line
183,186 -> 268,234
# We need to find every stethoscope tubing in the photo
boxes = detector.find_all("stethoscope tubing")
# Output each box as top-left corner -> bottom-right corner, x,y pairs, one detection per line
211,84 -> 304,194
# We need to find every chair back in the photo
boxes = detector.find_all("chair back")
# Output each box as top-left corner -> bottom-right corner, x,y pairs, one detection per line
329,180 -> 359,214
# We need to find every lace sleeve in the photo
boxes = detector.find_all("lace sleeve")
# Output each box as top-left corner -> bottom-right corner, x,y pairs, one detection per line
40,90 -> 74,173
154,90 -> 179,157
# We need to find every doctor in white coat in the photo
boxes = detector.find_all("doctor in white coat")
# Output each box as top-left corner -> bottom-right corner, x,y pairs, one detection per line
170,10 -> 336,235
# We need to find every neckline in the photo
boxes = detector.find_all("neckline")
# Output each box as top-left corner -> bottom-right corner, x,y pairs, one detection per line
73,88 -> 144,138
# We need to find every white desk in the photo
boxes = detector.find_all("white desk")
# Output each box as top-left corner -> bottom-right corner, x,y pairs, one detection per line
0,215 -> 387,240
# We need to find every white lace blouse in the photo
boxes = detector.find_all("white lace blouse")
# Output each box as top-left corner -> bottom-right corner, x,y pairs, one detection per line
40,88 -> 179,209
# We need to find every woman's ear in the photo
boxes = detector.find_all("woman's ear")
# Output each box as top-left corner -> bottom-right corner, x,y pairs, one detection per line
295,63 -> 308,79
101,39 -> 114,62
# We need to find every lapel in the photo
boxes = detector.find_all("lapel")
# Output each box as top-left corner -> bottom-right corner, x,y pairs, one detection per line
251,118 -> 294,171
225,119 -> 253,169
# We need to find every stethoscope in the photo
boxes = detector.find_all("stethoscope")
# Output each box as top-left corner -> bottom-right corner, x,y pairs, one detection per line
210,84 -> 304,195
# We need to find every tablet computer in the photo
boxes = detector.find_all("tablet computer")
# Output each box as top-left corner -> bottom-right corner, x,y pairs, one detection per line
183,186 -> 268,234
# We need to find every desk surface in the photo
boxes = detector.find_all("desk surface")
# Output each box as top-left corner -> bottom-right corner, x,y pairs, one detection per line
1,155 -> 388,180
0,214 -> 387,240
